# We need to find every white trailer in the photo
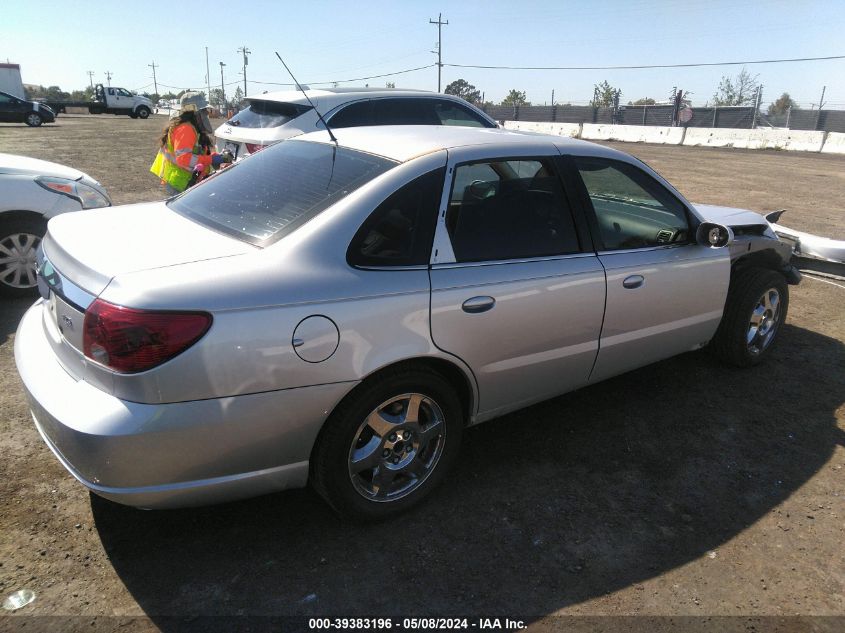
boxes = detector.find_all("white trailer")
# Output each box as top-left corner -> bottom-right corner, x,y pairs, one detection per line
0,63 -> 25,99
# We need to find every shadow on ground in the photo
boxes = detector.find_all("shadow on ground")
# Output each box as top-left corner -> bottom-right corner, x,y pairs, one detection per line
1,297 -> 36,343
90,323 -> 844,629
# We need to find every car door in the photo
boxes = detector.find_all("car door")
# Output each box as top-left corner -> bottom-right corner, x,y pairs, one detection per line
429,146 -> 605,420
565,155 -> 730,383
0,93 -> 26,122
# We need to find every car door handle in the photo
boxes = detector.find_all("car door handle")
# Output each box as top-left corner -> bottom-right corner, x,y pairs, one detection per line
622,275 -> 644,289
462,296 -> 496,313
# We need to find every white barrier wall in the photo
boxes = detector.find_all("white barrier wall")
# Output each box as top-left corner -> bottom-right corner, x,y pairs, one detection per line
581,124 -> 684,145
683,128 -> 825,152
502,121 -> 841,153
503,121 -> 581,137
821,132 -> 845,154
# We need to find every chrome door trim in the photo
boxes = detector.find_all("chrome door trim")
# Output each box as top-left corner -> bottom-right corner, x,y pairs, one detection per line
431,252 -> 595,270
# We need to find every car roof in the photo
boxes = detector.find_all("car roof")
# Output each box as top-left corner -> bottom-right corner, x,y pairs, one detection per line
246,88 -> 471,109
292,125 -> 626,164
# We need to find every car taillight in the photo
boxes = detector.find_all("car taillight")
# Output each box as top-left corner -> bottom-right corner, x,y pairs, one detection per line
245,143 -> 264,154
83,299 -> 212,373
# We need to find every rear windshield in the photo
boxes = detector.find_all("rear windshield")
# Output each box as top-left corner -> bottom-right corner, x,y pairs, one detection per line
226,100 -> 312,129
169,140 -> 396,246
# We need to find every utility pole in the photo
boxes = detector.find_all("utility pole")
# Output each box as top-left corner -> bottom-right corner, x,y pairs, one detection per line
551,89 -> 555,106
219,61 -> 226,110
205,47 -> 212,102
86,71 -> 94,88
751,85 -> 762,128
429,13 -> 448,92
148,61 -> 159,96
104,71 -> 112,86
237,46 -> 250,98
815,85 -> 826,130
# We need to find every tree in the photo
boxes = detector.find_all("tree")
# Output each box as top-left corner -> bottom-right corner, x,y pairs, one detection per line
768,92 -> 797,116
712,68 -> 760,106
591,80 -> 620,107
445,79 -> 481,104
209,88 -> 226,109
629,97 -> 656,106
501,89 -> 529,107
233,86 -> 244,104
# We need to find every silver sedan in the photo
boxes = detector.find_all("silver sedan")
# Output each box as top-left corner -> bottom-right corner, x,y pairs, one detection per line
14,126 -> 798,519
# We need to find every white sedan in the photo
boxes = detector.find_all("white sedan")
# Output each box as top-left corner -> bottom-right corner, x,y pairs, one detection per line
0,154 -> 111,296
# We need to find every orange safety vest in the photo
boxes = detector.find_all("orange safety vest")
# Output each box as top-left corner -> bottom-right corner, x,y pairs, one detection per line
150,123 -> 214,192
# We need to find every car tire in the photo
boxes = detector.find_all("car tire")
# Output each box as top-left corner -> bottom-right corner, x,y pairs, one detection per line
25,112 -> 43,127
311,366 -> 463,520
136,107 -> 150,119
0,217 -> 47,297
711,267 -> 789,367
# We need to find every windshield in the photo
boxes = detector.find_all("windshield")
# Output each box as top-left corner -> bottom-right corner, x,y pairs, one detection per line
169,140 -> 396,246
227,100 -> 312,128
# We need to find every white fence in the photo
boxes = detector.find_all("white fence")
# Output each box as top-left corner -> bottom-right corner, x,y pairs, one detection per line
503,121 -> 845,154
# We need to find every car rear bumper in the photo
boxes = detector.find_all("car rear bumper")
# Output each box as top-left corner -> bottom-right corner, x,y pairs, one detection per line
14,301 -> 355,509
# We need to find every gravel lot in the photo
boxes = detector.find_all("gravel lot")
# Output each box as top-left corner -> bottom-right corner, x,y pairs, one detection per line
1,115 -> 843,633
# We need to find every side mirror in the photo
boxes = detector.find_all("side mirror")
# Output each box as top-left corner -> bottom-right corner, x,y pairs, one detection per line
696,222 -> 734,248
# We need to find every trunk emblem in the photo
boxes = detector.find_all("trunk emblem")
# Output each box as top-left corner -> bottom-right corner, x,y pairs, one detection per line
60,315 -> 73,330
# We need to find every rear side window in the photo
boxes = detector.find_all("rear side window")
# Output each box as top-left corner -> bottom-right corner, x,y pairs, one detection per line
227,100 -> 312,129
372,98 -> 439,125
574,157 -> 690,250
447,159 -> 580,262
170,141 -> 396,246
434,100 -> 492,127
348,168 -> 445,267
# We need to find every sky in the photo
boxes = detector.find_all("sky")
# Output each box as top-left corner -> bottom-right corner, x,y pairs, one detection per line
2,0 -> 844,108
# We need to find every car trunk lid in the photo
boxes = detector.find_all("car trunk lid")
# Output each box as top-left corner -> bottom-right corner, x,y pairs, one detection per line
42,200 -> 255,298
38,201 -> 254,390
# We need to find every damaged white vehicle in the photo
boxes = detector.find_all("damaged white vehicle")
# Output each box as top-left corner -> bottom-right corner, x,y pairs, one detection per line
764,210 -> 845,278
15,127 -> 801,519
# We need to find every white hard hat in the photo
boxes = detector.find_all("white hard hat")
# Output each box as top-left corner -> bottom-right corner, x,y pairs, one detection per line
179,91 -> 210,114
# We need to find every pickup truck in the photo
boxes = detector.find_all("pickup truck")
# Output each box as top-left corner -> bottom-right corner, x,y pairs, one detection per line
43,84 -> 153,119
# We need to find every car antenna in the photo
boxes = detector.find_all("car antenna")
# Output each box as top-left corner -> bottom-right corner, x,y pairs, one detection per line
274,52 -> 338,144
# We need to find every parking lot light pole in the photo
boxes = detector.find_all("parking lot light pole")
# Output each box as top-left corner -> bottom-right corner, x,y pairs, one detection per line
219,62 -> 226,111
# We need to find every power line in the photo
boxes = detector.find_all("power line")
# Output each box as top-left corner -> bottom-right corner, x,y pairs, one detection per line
444,54 -> 845,71
249,63 -> 437,87
148,62 -> 436,96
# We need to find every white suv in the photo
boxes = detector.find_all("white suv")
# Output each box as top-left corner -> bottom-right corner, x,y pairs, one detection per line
214,87 -> 497,159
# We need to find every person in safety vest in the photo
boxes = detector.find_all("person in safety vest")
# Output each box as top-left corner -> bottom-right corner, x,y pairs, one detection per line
150,92 -> 231,195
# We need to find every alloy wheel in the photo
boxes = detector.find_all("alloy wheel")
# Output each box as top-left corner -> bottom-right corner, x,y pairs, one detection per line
347,393 -> 446,502
0,232 -> 41,289
746,287 -> 781,355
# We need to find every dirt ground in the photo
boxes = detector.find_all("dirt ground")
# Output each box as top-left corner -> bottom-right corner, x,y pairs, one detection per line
0,115 -> 843,633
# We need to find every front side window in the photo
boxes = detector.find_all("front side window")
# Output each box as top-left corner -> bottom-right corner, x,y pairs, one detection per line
118,88 -> 133,97
170,140 -> 396,246
447,159 -> 580,262
328,101 -> 373,128
348,168 -> 445,267
574,157 -> 690,250
226,100 -> 311,129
